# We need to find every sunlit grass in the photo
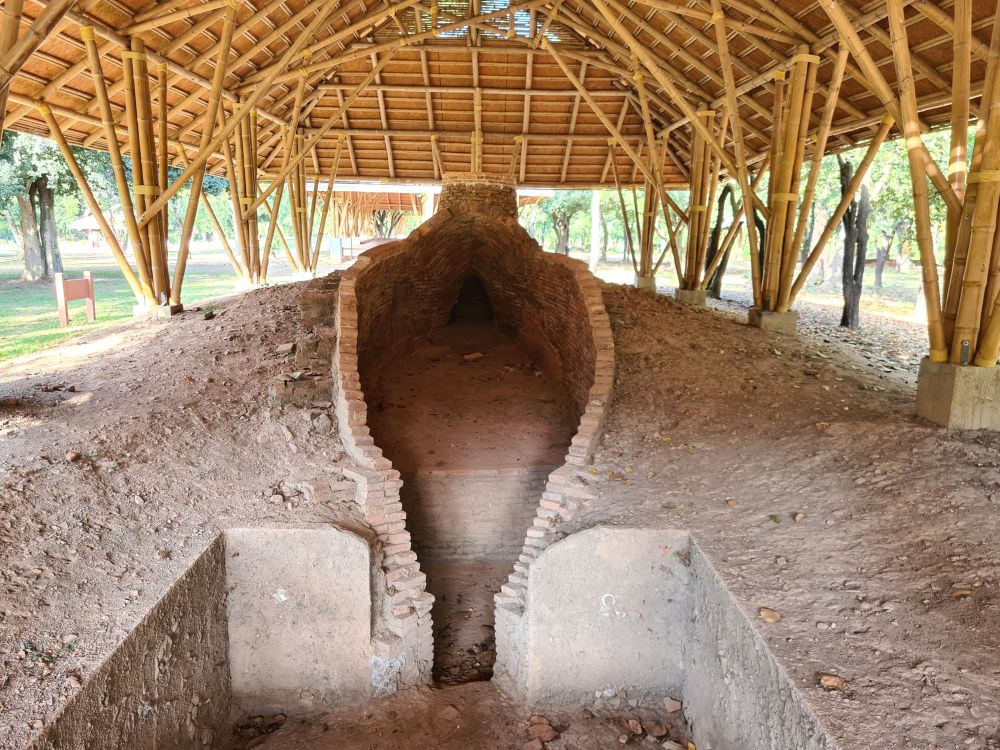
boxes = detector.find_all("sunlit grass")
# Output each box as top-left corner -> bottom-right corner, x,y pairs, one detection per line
0,241 -> 339,363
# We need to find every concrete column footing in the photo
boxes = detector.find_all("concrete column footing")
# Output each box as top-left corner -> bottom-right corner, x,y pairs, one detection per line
674,288 -> 707,306
747,308 -> 797,335
916,357 -> 1000,429
133,303 -> 183,321
635,275 -> 656,292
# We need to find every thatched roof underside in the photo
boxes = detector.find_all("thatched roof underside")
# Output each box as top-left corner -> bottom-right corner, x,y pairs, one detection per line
3,0 -> 995,188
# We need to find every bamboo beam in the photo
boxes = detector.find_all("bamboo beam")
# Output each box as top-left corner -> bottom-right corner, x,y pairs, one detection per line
0,0 -> 78,95
815,0 -> 961,217
120,0 -> 231,36
138,0 -> 350,231
242,50 -> 395,220
0,0 -> 23,134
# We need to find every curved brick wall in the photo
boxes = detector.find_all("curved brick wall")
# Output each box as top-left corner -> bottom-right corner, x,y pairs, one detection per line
333,184 -> 614,690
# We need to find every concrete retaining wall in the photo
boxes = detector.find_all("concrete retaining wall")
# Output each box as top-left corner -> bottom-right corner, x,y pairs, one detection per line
400,467 -> 552,559
496,527 -> 838,750
225,527 -> 377,715
28,537 -> 230,750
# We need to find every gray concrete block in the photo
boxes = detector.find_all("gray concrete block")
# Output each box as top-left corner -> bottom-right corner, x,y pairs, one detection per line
747,308 -> 798,335
132,303 -> 183,320
523,527 -> 690,708
29,537 -> 230,750
674,288 -> 707,306
225,527 -> 375,714
916,357 -> 1000,429
634,275 -> 657,291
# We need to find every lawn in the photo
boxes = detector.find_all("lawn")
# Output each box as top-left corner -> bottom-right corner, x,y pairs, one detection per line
0,241 -> 341,363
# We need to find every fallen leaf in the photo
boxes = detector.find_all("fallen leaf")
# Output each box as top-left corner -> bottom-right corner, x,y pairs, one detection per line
768,514 -> 781,524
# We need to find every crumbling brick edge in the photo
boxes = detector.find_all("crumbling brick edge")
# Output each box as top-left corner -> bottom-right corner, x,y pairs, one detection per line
332,205 -> 615,693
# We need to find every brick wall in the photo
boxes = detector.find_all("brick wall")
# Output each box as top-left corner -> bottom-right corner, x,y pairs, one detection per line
332,181 -> 616,693
400,468 -> 552,560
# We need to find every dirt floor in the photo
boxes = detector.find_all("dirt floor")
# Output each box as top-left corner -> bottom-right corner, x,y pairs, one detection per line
422,559 -> 507,685
366,320 -> 574,472
1,277 -> 999,749
242,682 -> 691,749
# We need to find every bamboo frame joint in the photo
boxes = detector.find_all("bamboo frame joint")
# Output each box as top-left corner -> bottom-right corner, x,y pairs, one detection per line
80,25 -> 95,41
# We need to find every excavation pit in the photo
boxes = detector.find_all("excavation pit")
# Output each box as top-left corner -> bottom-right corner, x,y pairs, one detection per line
27,526 -> 837,750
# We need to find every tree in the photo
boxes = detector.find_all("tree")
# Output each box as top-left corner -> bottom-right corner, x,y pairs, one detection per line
704,181 -> 738,298
838,156 -> 871,329
538,190 -> 590,254
0,131 -> 118,280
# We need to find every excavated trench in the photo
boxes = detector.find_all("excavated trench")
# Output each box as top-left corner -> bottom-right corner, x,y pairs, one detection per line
366,275 -> 576,683
23,182 -> 838,750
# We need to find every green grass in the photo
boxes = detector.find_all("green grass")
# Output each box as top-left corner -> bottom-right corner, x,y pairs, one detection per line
0,241 -> 333,363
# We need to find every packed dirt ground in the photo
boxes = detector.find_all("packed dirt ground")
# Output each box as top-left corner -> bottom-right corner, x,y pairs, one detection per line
1,276 -> 998,749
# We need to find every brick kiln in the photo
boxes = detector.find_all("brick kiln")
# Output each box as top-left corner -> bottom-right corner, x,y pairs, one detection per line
332,174 -> 615,682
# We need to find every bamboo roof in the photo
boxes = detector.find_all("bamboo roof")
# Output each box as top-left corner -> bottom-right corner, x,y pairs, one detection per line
2,0 -> 995,189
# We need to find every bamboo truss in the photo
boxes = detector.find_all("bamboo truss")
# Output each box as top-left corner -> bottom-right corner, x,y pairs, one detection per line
0,0 -> 993,321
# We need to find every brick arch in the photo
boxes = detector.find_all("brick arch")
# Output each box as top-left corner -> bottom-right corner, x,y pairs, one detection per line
333,201 -> 615,689
353,210 -> 599,425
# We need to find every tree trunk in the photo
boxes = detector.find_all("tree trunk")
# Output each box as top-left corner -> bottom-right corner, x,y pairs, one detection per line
839,156 -> 870,329
5,209 -> 23,262
35,176 -> 62,274
705,182 -> 736,299
555,218 -> 570,255
16,193 -> 46,281
874,233 -> 894,289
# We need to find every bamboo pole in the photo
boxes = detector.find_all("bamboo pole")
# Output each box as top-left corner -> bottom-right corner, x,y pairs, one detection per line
790,117 -> 894,304
815,0 -> 961,217
80,26 -> 155,304
947,14 -> 1000,363
171,0 -> 238,304
780,43 -> 849,311
311,137 -> 344,272
610,142 -> 637,273
0,0 -> 78,94
708,0 -> 765,305
887,0 -> 948,361
776,52 -> 820,310
37,103 -> 143,302
242,52 -> 396,220
156,62 -> 169,259
121,39 -> 155,298
0,0 -> 23,137
945,0 -> 972,292
121,0 -> 231,35
140,0 -> 350,231
132,38 -> 169,301
943,9 -> 1000,328
174,145 -> 244,279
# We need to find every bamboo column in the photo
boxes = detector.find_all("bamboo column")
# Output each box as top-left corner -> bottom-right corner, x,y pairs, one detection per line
681,109 -> 715,291
172,0 -> 238,304
0,0 -> 24,139
80,25 -> 155,304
